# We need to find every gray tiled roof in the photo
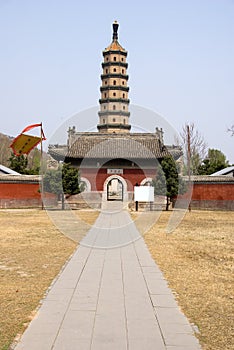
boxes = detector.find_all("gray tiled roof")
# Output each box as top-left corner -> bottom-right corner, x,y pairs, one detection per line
49,133 -> 179,160
48,145 -> 67,159
183,175 -> 234,183
0,174 -> 40,183
68,134 -> 169,159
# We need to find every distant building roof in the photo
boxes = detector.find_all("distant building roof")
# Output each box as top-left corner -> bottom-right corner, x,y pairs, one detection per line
210,166 -> 234,176
0,164 -> 21,175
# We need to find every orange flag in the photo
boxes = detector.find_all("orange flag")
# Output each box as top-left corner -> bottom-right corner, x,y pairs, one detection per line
10,123 -> 46,156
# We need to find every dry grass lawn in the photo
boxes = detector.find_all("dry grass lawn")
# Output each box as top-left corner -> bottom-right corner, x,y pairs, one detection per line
0,209 -> 98,350
0,209 -> 233,350
144,210 -> 234,350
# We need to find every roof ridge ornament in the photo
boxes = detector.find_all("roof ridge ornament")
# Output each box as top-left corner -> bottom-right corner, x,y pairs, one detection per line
112,20 -> 119,41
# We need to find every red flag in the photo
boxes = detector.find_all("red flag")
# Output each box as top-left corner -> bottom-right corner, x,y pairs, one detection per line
10,123 -> 46,156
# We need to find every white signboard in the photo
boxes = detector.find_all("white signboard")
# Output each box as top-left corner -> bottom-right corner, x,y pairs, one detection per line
134,186 -> 154,202
107,169 -> 123,174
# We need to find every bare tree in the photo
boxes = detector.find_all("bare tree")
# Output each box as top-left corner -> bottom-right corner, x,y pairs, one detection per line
179,123 -> 208,175
0,133 -> 12,166
228,125 -> 234,136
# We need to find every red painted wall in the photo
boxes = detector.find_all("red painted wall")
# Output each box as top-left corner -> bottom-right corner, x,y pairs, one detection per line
177,182 -> 234,210
192,183 -> 234,200
1,174 -> 233,210
80,168 -> 156,191
0,183 -> 41,199
0,182 -> 56,208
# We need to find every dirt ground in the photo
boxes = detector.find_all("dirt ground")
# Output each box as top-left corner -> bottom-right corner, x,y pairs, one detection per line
0,209 -> 98,350
144,210 -> 234,350
0,209 -> 233,350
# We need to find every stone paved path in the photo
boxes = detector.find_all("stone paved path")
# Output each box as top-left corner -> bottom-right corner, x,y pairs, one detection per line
14,203 -> 201,350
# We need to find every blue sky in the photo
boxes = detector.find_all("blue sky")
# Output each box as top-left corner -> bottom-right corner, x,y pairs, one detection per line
0,0 -> 233,162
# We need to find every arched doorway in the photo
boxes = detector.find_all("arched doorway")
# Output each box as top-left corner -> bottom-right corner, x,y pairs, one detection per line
140,177 -> 153,186
80,177 -> 91,192
103,175 -> 128,202
107,178 -> 123,201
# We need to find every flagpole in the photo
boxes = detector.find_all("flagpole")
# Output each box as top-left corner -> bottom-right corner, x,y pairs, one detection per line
187,124 -> 191,212
40,122 -> 44,210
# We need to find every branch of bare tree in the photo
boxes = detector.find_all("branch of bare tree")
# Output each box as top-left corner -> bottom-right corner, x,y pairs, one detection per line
227,125 -> 234,136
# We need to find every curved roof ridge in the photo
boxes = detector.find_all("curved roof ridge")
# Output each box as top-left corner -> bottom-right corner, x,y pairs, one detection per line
104,40 -> 126,52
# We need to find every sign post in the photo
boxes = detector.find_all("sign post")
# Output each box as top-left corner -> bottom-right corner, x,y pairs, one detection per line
134,186 -> 154,211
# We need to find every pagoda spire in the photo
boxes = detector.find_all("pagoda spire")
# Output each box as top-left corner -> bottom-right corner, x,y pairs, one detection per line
112,20 -> 119,41
97,21 -> 131,134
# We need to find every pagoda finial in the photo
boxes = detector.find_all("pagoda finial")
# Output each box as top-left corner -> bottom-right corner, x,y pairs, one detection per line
112,20 -> 119,41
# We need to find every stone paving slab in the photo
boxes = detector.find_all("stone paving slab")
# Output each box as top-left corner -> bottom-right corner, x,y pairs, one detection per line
14,204 -> 201,350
